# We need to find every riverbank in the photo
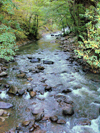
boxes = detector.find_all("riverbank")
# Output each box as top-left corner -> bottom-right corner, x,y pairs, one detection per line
56,33 -> 100,74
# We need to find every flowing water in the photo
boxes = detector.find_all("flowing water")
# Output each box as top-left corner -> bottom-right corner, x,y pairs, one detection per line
0,34 -> 100,133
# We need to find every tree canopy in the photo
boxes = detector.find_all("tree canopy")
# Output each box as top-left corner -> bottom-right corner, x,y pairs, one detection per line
0,0 -> 100,71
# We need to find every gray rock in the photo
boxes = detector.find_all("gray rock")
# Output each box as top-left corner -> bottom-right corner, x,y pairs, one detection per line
43,60 -> 54,64
27,87 -> 33,92
18,90 -> 25,96
32,109 -> 43,115
62,104 -> 74,116
0,102 -> 13,109
30,58 -> 40,63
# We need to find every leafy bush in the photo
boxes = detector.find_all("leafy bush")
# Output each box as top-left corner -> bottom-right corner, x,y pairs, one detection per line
0,24 -> 18,61
75,5 -> 100,69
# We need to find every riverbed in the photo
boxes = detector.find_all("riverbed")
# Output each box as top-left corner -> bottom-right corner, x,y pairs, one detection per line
0,34 -> 100,133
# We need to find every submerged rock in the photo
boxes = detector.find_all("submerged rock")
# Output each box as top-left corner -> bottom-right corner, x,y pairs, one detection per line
43,60 -> 54,64
30,58 -> 41,63
0,102 -> 13,109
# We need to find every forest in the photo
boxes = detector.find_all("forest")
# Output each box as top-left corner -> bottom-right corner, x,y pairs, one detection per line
0,0 -> 100,72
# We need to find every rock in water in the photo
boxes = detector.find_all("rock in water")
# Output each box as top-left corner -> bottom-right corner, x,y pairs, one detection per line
30,58 -> 40,63
43,60 -> 54,64
62,104 -> 74,116
0,72 -> 8,77
0,102 -> 13,109
8,86 -> 18,95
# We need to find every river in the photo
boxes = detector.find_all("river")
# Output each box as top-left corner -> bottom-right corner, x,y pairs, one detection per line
0,33 -> 100,133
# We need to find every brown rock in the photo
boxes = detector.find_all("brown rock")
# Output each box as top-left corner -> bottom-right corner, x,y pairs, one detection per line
16,73 -> 26,78
8,86 -> 18,95
22,120 -> 30,127
57,119 -> 66,124
50,115 -> 58,122
36,66 -> 45,70
29,91 -> 36,98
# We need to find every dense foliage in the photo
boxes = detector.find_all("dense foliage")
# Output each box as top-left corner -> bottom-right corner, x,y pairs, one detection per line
0,0 -> 100,71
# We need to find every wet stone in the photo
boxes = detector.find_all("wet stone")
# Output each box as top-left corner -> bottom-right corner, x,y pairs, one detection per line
16,73 -> 26,78
64,96 -> 73,104
27,87 -> 33,92
8,86 -> 18,95
27,56 -> 33,59
0,71 -> 8,77
22,120 -> 30,127
18,90 -> 25,96
29,91 -> 36,98
62,104 -> 74,116
3,84 -> 10,88
57,119 -> 66,124
29,120 -> 35,128
35,112 -> 44,122
29,126 -> 35,132
30,58 -> 41,63
0,102 -> 13,109
43,60 -> 54,64
36,65 -> 45,70
45,86 -> 52,92
62,88 -> 72,93
50,115 -> 58,122
32,109 -> 43,115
